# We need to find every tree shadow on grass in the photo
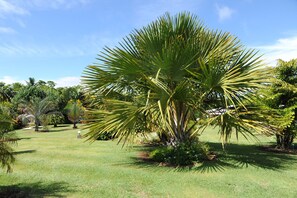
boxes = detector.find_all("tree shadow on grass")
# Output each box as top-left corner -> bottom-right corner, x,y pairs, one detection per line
13,150 -> 36,155
18,137 -> 32,140
44,128 -> 74,133
127,142 -> 297,173
0,182 -> 72,198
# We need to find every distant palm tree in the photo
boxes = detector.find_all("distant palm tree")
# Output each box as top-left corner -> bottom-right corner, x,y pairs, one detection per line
83,12 -> 269,145
64,100 -> 85,129
24,97 -> 57,131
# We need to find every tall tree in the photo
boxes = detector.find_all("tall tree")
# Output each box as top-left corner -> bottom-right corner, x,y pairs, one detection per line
83,12 -> 270,145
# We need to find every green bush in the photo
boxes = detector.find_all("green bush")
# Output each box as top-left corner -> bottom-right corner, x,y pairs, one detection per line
149,142 -> 210,166
96,131 -> 114,141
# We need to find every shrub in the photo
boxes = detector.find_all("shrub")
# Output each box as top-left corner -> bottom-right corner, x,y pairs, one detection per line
149,142 -> 210,166
96,131 -> 114,141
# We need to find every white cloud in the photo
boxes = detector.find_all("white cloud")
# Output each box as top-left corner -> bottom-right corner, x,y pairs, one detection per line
0,76 -> 20,84
0,27 -> 16,34
215,4 -> 235,22
254,36 -> 297,66
0,0 -> 29,16
54,76 -> 81,87
0,42 -> 87,57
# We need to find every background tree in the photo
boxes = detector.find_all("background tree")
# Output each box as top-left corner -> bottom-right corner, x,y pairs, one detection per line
83,12 -> 270,146
0,83 -> 15,102
64,100 -> 85,129
261,59 -> 297,149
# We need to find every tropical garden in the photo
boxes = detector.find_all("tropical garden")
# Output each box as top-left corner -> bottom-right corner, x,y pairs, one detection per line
0,12 -> 297,197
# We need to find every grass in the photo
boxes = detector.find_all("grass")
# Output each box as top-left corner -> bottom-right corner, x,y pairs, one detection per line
1,124 -> 297,197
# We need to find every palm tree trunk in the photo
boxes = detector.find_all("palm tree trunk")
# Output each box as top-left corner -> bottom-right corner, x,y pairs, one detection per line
276,128 -> 295,149
73,122 -> 77,129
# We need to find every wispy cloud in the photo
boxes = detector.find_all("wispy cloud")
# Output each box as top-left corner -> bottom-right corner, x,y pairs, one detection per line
0,27 -> 16,34
15,0 -> 90,10
254,36 -> 297,66
0,42 -> 87,57
0,32 -> 120,57
0,0 -> 29,16
215,4 -> 235,22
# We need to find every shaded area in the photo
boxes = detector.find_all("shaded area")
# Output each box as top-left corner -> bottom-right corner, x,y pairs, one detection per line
18,137 -> 32,140
46,128 -> 74,133
13,150 -> 36,155
128,142 -> 297,173
0,182 -> 72,198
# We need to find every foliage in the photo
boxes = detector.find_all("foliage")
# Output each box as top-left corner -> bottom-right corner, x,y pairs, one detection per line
23,97 -> 57,132
149,141 -> 210,166
95,131 -> 114,140
0,103 -> 17,172
260,59 -> 297,149
48,113 -> 65,127
64,100 -> 85,129
12,78 -> 47,104
0,83 -> 15,102
83,12 -> 269,146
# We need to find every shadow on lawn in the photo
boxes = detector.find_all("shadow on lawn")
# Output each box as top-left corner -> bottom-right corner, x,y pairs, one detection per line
129,142 -> 297,173
47,127 -> 75,133
0,182 -> 72,198
13,150 -> 36,155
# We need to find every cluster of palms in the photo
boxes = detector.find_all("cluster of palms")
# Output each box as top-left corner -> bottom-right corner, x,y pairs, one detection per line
0,78 -> 86,171
83,12 -> 297,151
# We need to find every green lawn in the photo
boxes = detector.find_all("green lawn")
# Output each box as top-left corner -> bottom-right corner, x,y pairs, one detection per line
1,125 -> 297,197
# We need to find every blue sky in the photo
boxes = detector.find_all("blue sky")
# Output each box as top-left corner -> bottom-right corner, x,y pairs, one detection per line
1,0 -> 297,87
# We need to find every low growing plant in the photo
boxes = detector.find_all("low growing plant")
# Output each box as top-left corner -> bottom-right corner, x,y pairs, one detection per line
149,142 -> 211,166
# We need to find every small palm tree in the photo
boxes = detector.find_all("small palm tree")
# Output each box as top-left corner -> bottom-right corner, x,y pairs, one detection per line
24,97 -> 57,131
83,12 -> 269,146
64,100 -> 85,129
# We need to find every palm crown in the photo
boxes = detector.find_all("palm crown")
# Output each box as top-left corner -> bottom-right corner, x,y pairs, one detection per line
83,12 -> 269,145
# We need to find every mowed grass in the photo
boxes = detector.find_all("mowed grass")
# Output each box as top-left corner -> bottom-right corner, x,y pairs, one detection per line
1,125 -> 297,197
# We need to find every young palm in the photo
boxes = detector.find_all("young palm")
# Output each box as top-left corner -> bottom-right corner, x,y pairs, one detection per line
24,97 -> 57,131
83,12 -> 269,145
64,100 -> 85,129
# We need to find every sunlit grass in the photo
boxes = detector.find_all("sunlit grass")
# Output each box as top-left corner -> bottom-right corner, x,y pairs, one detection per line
0,124 -> 297,197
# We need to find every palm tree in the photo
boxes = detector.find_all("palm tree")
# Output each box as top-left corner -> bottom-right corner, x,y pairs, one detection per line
83,12 -> 269,145
64,100 -> 85,129
24,97 -> 57,131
